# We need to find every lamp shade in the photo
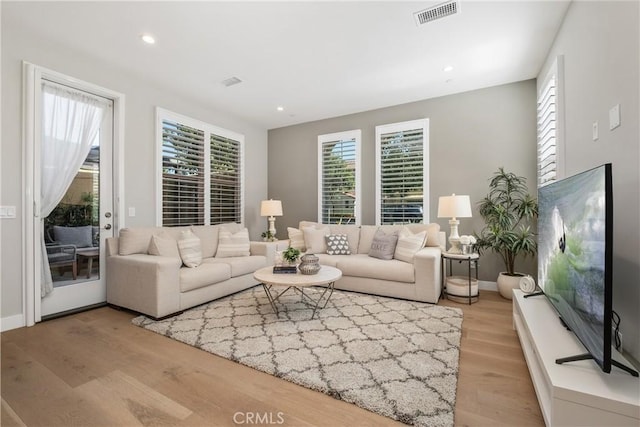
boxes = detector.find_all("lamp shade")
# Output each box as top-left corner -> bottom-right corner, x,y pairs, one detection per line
437,194 -> 472,219
260,199 -> 283,217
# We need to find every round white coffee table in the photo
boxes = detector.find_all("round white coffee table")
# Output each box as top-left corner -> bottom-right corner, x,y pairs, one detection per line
253,265 -> 342,319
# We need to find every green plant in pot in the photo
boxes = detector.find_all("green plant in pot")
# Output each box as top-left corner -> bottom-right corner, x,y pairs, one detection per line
281,247 -> 301,265
474,167 -> 538,299
261,230 -> 275,242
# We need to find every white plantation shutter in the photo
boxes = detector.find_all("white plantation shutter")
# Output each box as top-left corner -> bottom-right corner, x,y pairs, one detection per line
318,130 -> 361,225
376,119 -> 429,225
161,120 -> 206,226
157,108 -> 244,226
210,133 -> 242,224
537,76 -> 556,187
537,56 -> 564,187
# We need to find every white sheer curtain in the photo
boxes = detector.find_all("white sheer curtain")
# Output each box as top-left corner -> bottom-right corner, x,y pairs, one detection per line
40,81 -> 108,296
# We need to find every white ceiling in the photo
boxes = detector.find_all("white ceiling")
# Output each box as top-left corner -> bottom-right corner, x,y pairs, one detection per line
5,1 -> 571,129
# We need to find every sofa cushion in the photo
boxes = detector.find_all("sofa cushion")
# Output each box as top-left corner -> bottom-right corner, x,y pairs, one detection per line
368,229 -> 399,260
325,234 -> 351,255
302,225 -> 330,254
337,254 -> 414,283
327,225 -> 360,253
287,227 -> 306,251
394,227 -> 427,263
216,227 -> 250,258
204,255 -> 267,278
406,223 -> 441,248
357,225 -> 378,254
118,227 -> 163,255
53,225 -> 93,248
148,232 -> 180,258
191,225 -> 219,258
178,229 -> 203,267
315,253 -> 340,267
180,263 -> 231,292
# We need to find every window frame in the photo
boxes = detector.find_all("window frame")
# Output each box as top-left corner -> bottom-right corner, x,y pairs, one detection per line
155,107 -> 245,226
537,55 -> 565,187
317,129 -> 362,225
375,118 -> 430,225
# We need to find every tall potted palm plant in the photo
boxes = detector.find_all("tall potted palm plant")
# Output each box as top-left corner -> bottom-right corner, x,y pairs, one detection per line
475,168 -> 538,299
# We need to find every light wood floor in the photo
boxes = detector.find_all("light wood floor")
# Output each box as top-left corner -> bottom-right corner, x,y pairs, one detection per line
1,290 -> 544,426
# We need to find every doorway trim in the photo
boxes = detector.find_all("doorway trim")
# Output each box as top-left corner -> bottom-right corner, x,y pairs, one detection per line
22,62 -> 126,326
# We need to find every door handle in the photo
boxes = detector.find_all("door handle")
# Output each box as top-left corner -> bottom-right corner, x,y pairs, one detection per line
104,224 -> 112,230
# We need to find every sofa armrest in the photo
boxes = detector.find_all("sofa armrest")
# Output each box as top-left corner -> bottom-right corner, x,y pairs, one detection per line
413,246 -> 442,303
106,253 -> 182,318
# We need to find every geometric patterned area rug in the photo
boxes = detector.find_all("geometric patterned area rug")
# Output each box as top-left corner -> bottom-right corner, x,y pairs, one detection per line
132,286 -> 463,427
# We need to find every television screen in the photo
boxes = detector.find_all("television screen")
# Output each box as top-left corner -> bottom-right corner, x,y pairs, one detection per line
537,163 -> 612,373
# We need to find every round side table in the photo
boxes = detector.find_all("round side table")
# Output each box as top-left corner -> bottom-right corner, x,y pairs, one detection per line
441,252 -> 479,304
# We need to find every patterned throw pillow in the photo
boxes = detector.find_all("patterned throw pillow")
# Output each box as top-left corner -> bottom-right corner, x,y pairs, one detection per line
368,229 -> 399,260
215,227 -> 251,258
325,234 -> 351,255
177,229 -> 202,267
394,227 -> 427,263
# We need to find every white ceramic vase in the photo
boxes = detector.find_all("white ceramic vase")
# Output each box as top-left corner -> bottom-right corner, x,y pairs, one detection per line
497,272 -> 525,299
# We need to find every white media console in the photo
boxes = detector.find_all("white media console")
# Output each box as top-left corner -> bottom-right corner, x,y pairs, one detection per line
512,290 -> 639,426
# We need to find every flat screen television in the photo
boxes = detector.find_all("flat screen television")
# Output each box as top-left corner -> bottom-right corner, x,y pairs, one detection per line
537,163 -> 636,376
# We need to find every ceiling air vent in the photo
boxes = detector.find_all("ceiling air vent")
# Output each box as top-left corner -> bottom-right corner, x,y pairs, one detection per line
414,0 -> 460,26
221,76 -> 242,87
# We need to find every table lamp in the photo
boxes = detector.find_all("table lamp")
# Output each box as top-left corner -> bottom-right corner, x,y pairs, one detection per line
437,194 -> 472,254
260,199 -> 283,238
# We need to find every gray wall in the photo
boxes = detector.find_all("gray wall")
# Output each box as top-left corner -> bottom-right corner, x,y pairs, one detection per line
1,16 -> 268,322
539,1 -> 640,363
268,80 -> 538,282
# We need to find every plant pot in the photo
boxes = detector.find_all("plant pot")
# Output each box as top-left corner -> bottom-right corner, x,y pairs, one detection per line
497,272 -> 525,300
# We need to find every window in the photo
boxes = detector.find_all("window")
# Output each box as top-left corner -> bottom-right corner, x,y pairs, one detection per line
156,108 -> 244,226
537,56 -> 564,187
318,130 -> 361,225
375,119 -> 429,225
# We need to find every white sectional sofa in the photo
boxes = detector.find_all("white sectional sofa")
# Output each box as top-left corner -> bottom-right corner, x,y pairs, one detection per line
106,223 -> 274,319
288,221 -> 445,304
106,220 -> 445,320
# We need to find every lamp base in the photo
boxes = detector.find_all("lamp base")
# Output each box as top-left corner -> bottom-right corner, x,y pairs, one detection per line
447,218 -> 462,254
268,216 -> 277,238
447,237 -> 463,254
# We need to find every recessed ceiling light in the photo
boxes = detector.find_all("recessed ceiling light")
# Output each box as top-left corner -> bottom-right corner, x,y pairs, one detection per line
277,106 -> 284,112
443,65 -> 454,72
141,34 -> 156,44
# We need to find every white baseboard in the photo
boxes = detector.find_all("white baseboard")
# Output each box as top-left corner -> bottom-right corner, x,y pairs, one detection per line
1,314 -> 25,332
479,280 -> 497,291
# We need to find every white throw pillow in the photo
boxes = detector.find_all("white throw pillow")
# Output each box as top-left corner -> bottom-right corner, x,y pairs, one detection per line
302,226 -> 330,254
394,227 -> 427,263
216,227 -> 251,258
178,229 -> 202,267
287,227 -> 306,251
148,231 -> 180,258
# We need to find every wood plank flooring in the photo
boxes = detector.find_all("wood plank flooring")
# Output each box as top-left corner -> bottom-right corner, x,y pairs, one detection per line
1,290 -> 544,426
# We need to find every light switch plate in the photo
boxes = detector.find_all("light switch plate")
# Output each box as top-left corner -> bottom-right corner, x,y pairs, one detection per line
609,104 -> 620,130
592,121 -> 599,141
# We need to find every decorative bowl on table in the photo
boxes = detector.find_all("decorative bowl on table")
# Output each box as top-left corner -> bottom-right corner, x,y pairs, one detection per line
298,253 -> 321,275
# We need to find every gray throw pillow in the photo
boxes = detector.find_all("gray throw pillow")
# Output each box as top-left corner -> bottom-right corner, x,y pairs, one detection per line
53,225 -> 93,248
368,229 -> 399,260
325,234 -> 351,255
